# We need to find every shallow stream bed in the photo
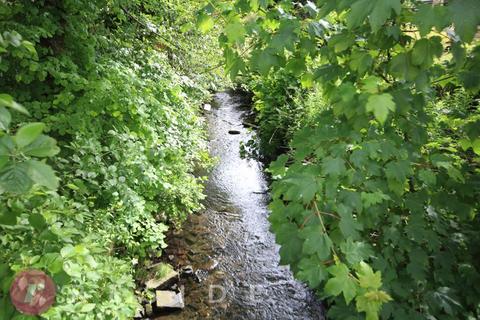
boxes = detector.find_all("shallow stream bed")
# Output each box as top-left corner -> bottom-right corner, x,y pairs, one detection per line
157,91 -> 324,320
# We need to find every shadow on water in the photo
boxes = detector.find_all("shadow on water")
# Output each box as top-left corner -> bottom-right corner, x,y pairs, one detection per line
157,91 -> 324,320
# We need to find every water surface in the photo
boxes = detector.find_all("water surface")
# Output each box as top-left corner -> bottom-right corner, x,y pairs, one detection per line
158,91 -> 324,320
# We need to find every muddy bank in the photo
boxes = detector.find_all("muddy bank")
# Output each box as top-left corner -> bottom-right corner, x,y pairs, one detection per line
156,91 -> 324,320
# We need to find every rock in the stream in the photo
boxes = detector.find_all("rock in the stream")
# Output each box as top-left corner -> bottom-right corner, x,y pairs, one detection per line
194,269 -> 209,283
181,265 -> 194,277
146,269 -> 178,289
203,103 -> 212,111
228,129 -> 241,135
156,290 -> 185,309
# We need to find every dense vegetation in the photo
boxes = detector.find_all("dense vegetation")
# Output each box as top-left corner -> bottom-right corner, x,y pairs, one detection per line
204,0 -> 480,319
1,0 -> 480,319
0,1 -> 222,318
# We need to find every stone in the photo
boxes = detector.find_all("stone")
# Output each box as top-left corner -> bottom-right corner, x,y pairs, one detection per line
145,269 -> 178,289
228,130 -> 241,135
194,269 -> 209,283
181,265 -> 194,276
203,104 -> 212,111
156,290 -> 185,309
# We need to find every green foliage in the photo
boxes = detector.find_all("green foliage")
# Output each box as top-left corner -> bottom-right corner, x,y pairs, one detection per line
0,0 -> 220,318
215,0 -> 480,319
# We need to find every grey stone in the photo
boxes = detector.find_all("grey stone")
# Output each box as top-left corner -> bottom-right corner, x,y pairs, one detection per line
156,290 -> 185,309
145,269 -> 178,289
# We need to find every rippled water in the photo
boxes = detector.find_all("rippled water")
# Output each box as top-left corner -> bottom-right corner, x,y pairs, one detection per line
157,91 -> 324,320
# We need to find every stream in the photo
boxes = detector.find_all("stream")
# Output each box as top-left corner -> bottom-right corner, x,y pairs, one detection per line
158,91 -> 324,320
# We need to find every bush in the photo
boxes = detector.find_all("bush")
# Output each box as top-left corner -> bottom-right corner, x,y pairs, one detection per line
0,1 -> 220,318
216,0 -> 480,318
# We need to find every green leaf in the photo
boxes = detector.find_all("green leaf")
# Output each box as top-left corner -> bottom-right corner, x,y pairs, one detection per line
0,136 -> 14,155
224,48 -> 246,79
275,223 -> 303,265
284,174 -> 318,203
301,73 -> 314,89
426,287 -> 462,316
197,13 -> 214,33
25,160 -> 59,190
347,0 -> 374,29
451,42 -> 466,68
0,94 -> 29,115
0,107 -> 11,130
271,20 -> 299,52
251,49 -> 281,75
225,21 -> 246,44
449,0 -> 480,43
356,290 -> 392,320
418,169 -> 437,186
15,123 -> 45,149
268,154 -> 288,178
53,271 -> 71,286
60,245 -> 76,258
472,139 -> 480,155
322,157 -> 346,176
361,191 -> 390,208
340,239 -> 373,265
28,213 -> 47,231
385,160 -> 412,182
411,37 -> 443,67
0,163 -> 33,194
0,94 -> 14,108
361,76 -> 382,94
325,263 -> 358,304
22,135 -> 60,157
80,303 -> 96,313
357,261 -> 382,290
0,295 -> 16,320
40,253 -> 64,274
301,225 -> 332,260
0,208 -> 18,225
0,155 -> 8,171
21,40 -> 36,55
406,248 -> 428,281
369,0 -> 401,33
74,244 -> 90,256
63,261 -> 82,278
390,53 -> 419,82
297,256 -> 328,287
412,4 -> 448,36
350,52 -> 373,76
338,204 -> 362,239
329,33 -> 355,53
249,0 -> 259,10
365,93 -> 396,124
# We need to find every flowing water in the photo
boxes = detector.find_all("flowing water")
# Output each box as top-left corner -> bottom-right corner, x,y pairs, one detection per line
158,91 -> 324,320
